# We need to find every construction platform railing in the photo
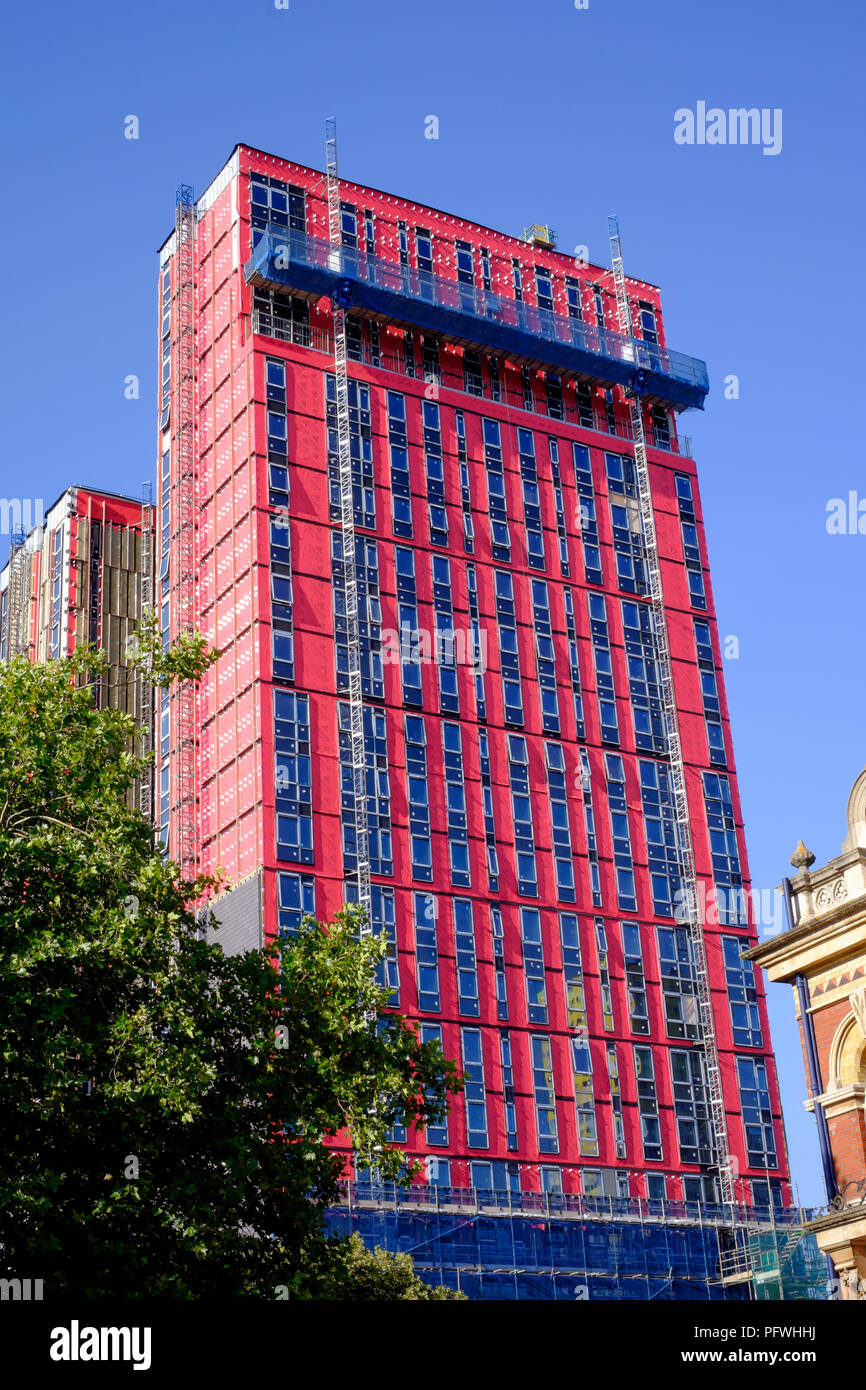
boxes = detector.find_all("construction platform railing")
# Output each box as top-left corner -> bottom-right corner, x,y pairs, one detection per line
245,226 -> 709,411
339,1181 -> 812,1231
247,309 -> 693,455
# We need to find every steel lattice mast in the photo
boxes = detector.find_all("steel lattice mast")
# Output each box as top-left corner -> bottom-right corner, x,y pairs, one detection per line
324,119 -> 372,925
607,216 -> 735,1207
171,185 -> 199,882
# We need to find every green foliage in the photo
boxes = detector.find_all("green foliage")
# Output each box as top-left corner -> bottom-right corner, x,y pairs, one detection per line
321,1233 -> 466,1301
0,649 -> 461,1298
125,607 -> 219,688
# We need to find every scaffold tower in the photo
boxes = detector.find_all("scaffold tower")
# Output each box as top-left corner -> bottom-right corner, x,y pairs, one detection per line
608,216 -> 735,1206
325,119 -> 372,925
171,185 -> 199,881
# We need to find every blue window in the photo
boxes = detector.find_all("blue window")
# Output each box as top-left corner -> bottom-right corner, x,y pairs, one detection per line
703,772 -> 747,925
455,238 -> 475,287
578,748 -> 602,908
270,515 -> 294,682
500,1033 -> 519,1151
607,1044 -> 627,1160
416,226 -> 433,273
420,1022 -> 448,1145
338,703 -> 392,876
387,392 -> 412,538
571,1036 -> 598,1157
453,898 -> 479,1016
461,1028 -> 489,1148
345,881 -> 399,1003
687,566 -> 707,610
470,1160 -> 520,1193
588,593 -> 619,744
657,926 -> 699,1041
694,618 -> 714,669
670,1050 -> 715,1166
496,569 -> 524,726
508,734 -> 537,896
423,401 -> 448,547
572,445 -> 603,586
545,742 -> 575,901
622,601 -> 665,753
634,1046 -> 663,1161
159,263 -> 171,429
562,589 -> 586,739
268,460 -> 289,509
559,912 -> 586,1030
531,1035 -> 559,1154
466,564 -> 486,718
414,892 -> 440,1012
426,1155 -> 450,1184
159,447 -> 171,586
737,1057 -> 777,1169
695,630 -> 726,767
456,411 -> 474,553
249,173 -> 305,241
512,258 -> 524,304
431,554 -> 459,714
535,268 -> 554,314
638,301 -> 658,345
517,427 -> 545,570
325,375 -> 374,528
520,906 -> 548,1025
674,473 -> 706,609
274,690 -> 313,864
607,463 -> 646,595
531,580 -> 560,735
565,276 -> 583,322
621,922 -> 650,1035
404,715 -> 432,882
548,438 -> 570,576
483,419 -> 510,561
604,753 -> 636,913
594,919 -> 616,1031
723,937 -> 764,1047
478,729 -> 499,892
332,532 -> 383,700
442,723 -> 470,888
277,872 -> 315,939
491,904 -> 508,1020
640,760 -> 681,916
395,546 -> 423,706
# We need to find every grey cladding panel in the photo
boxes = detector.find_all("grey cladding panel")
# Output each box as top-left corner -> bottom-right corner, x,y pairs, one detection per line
208,870 -> 263,956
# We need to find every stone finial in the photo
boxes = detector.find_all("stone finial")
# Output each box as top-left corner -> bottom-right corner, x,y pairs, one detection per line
790,840 -> 816,871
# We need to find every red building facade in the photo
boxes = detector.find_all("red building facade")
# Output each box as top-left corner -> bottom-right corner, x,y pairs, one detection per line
158,144 -> 791,1208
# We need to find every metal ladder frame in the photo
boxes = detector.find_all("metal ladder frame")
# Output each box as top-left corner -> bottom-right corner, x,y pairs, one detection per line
325,119 -> 372,926
171,185 -> 199,882
608,216 -> 734,1206
5,528 -> 31,661
137,484 -> 154,825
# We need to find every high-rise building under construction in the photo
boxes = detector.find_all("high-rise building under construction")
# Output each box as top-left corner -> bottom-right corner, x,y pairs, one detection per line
154,142 -> 825,1298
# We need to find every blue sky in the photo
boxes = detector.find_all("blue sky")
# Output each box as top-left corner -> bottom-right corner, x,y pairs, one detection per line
2,0 -> 863,1205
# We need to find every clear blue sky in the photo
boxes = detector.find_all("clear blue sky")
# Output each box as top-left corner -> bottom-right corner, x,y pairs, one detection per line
2,0 -> 863,1206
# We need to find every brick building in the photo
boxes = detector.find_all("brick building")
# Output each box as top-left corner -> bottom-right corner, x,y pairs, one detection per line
748,770 -> 866,1298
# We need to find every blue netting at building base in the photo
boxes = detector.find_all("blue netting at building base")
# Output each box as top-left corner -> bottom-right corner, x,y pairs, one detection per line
325,1206 -> 755,1301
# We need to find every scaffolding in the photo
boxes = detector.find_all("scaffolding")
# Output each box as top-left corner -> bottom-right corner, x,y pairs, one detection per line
607,218 -> 734,1206
328,1183 -> 830,1301
171,185 -> 199,882
324,119 -> 372,925
137,484 -> 154,825
5,526 -> 32,661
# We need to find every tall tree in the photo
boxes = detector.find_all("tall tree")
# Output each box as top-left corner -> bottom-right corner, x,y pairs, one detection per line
0,646 -> 460,1298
